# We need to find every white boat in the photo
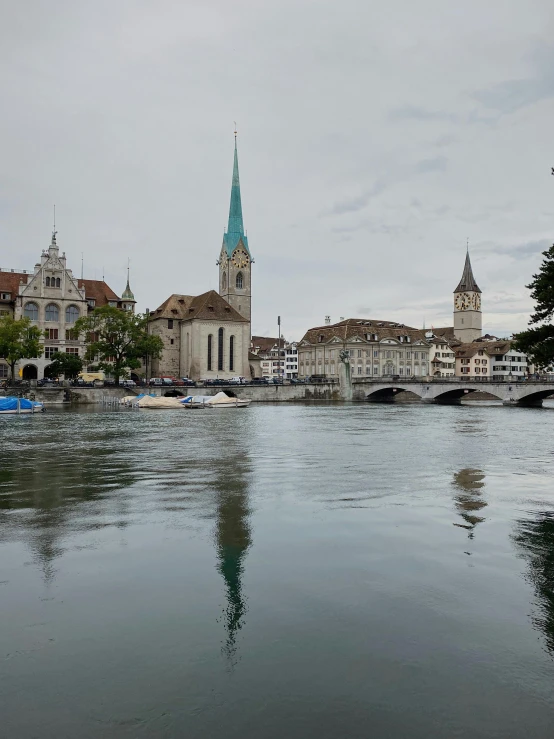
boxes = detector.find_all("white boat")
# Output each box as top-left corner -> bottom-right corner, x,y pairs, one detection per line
180,391 -> 251,408
0,397 -> 45,415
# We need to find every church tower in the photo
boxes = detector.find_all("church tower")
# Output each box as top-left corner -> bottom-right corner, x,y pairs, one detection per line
453,250 -> 482,342
219,134 -> 252,325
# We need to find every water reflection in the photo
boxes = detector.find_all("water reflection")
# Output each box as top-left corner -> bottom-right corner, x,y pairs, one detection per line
513,512 -> 554,656
0,435 -> 136,582
213,452 -> 252,664
452,468 -> 487,538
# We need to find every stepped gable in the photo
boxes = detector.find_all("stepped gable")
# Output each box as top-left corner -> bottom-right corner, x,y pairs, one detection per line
152,291 -> 248,323
78,279 -> 120,307
301,318 -> 426,344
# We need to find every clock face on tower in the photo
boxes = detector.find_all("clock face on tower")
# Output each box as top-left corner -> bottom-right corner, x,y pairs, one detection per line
455,293 -> 471,311
232,248 -> 249,269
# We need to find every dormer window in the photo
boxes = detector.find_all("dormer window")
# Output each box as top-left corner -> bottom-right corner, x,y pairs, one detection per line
208,306 -> 214,312
0,292 -> 10,300
88,299 -> 96,308
108,301 -> 117,307
318,335 -> 324,343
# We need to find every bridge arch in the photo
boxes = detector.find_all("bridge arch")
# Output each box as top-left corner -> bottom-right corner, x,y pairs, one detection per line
510,387 -> 554,406
366,385 -> 423,402
432,386 -> 504,403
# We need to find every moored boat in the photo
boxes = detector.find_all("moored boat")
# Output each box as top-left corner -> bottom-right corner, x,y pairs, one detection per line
180,391 -> 251,408
0,397 -> 45,415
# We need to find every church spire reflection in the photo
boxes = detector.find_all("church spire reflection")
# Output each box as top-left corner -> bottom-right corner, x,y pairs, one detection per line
213,452 -> 252,663
452,468 -> 487,539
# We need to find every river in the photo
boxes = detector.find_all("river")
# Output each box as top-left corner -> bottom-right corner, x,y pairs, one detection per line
1,401 -> 553,738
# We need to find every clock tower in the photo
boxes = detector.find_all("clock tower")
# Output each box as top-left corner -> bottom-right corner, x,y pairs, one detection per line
453,250 -> 482,342
218,134 -> 252,325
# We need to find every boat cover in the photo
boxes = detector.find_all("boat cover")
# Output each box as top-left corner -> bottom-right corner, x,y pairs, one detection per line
0,397 -> 43,411
137,396 -> 184,408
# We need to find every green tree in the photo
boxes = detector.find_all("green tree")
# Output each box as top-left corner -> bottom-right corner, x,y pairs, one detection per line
44,352 -> 83,380
513,243 -> 554,370
0,316 -> 43,380
75,306 -> 163,385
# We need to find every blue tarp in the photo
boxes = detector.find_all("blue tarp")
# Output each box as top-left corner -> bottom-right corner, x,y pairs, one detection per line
0,397 -> 43,412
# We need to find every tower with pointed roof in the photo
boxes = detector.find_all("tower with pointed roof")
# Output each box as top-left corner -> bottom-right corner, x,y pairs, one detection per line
219,134 -> 252,325
453,250 -> 482,342
121,264 -> 136,312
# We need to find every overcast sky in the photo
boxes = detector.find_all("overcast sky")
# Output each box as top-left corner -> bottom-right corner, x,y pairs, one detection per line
1,0 -> 553,339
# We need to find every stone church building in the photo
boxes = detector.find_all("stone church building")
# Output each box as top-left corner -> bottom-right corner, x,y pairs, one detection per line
149,137 -> 253,381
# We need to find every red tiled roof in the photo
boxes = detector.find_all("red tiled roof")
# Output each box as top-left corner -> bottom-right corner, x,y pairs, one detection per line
0,271 -> 29,297
251,336 -> 283,353
78,279 -> 121,307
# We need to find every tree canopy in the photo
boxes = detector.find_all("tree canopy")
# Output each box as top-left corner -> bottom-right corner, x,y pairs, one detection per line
75,306 -> 163,385
513,243 -> 554,370
0,316 -> 43,380
44,352 -> 83,380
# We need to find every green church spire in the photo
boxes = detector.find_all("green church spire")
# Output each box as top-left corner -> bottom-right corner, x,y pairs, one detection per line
223,134 -> 250,258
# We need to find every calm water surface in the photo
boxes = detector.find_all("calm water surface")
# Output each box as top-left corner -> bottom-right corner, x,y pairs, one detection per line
1,401 -> 553,738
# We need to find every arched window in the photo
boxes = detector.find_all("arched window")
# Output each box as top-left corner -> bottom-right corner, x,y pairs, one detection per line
236,272 -> 243,289
45,304 -> 59,322
229,335 -> 235,372
218,328 -> 224,371
65,305 -> 79,323
24,302 -> 39,321
222,271 -> 227,290
207,334 -> 213,371
45,276 -> 50,287
56,277 -> 61,288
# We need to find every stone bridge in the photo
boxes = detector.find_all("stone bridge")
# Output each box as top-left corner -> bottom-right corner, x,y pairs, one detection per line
351,378 -> 554,407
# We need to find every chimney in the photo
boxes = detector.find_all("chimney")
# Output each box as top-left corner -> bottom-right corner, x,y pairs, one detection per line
325,315 -> 330,325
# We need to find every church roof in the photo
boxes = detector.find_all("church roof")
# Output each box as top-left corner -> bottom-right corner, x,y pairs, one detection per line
151,290 -> 248,323
455,252 -> 481,293
222,138 -> 250,258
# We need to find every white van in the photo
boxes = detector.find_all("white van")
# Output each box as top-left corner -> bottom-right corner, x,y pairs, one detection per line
229,376 -> 247,384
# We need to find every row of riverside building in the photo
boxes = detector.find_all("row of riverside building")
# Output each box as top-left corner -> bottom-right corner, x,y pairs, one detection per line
252,252 -> 532,382
0,136 -> 533,383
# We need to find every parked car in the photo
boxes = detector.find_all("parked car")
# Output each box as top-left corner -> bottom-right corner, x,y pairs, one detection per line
181,378 -> 196,386
121,379 -> 136,387
149,378 -> 164,386
229,376 -> 247,384
251,377 -> 269,385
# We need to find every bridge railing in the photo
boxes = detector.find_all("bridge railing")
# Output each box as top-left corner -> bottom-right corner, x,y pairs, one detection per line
351,376 -> 554,384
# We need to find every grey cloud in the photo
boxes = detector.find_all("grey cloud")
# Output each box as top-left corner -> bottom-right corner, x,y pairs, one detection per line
472,78 -> 554,116
413,156 -> 448,175
324,180 -> 387,217
472,43 -> 554,116
482,239 -> 550,260
388,105 -> 458,124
